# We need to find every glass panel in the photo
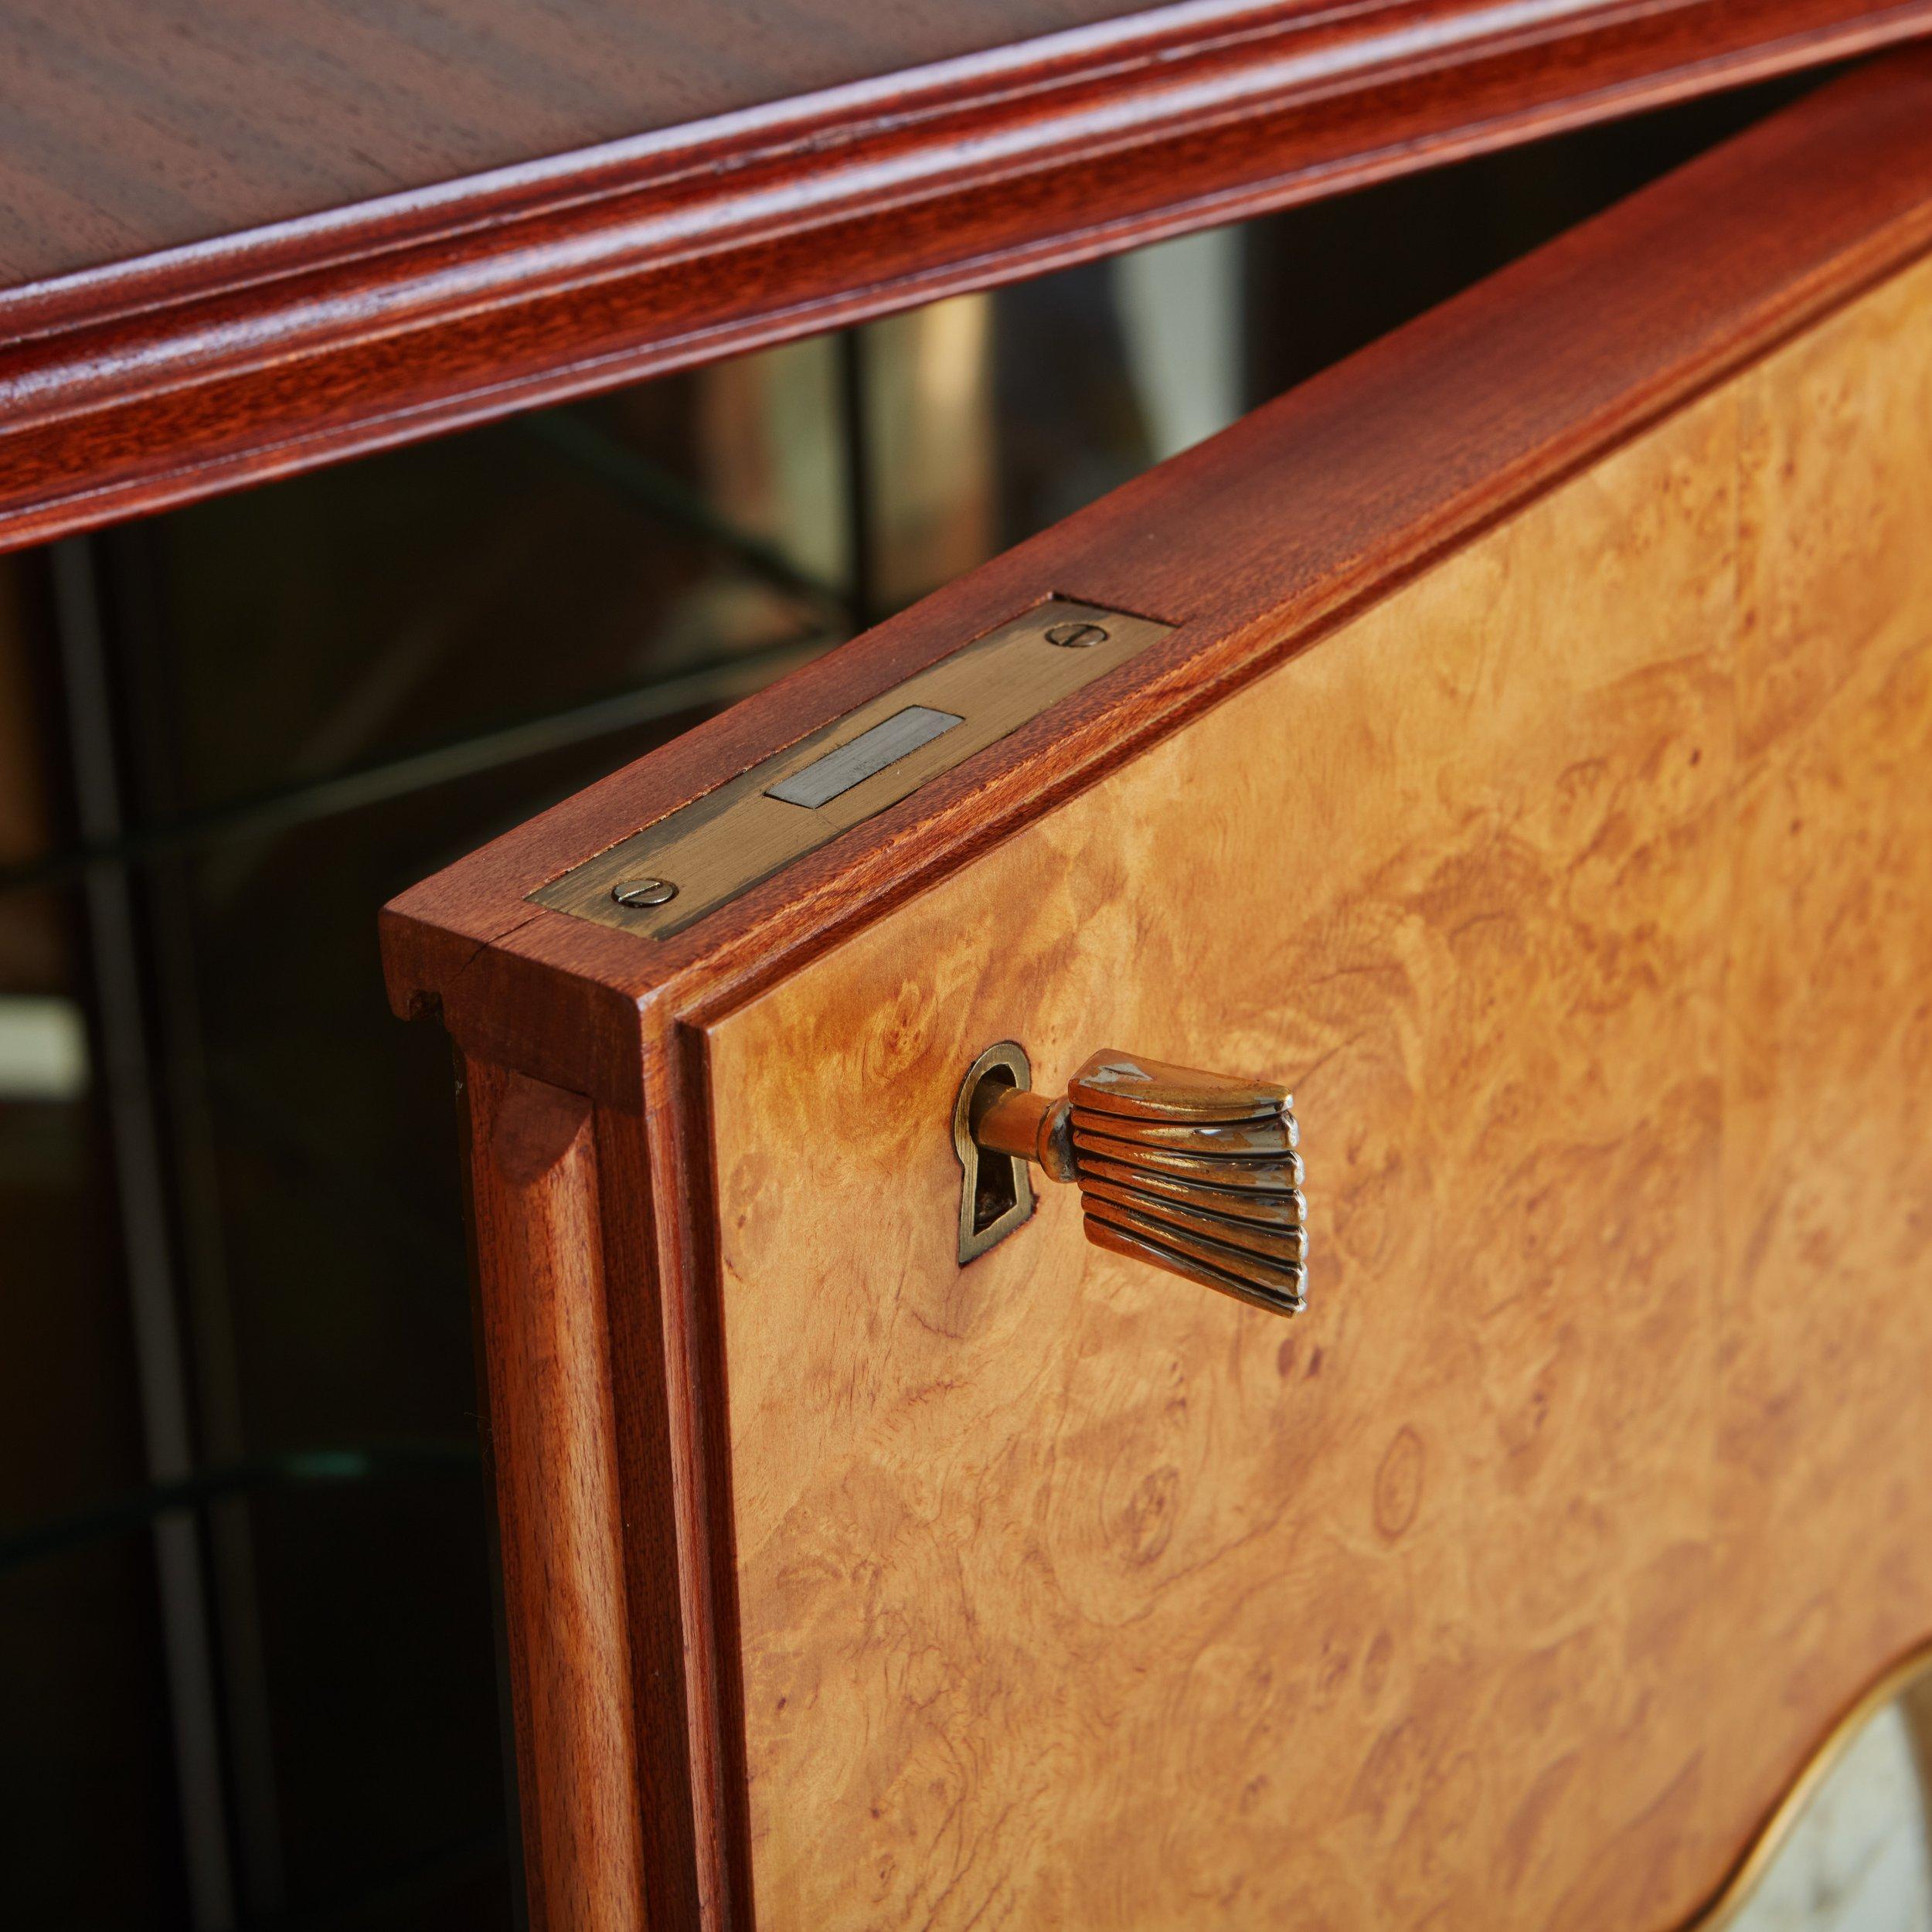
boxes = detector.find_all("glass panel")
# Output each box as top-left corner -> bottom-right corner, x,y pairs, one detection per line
0,555 -> 188,1926
132,336 -> 852,818
0,338 -> 837,1923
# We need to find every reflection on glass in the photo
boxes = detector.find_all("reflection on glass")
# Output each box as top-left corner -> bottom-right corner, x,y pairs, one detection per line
1709,1651 -> 1932,1931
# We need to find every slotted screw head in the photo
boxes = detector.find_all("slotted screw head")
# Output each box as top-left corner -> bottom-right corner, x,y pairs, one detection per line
1044,621 -> 1109,649
611,877 -> 678,908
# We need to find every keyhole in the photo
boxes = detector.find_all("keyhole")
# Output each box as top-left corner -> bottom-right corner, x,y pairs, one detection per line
968,1065 -> 1022,1236
952,1042 -> 1037,1264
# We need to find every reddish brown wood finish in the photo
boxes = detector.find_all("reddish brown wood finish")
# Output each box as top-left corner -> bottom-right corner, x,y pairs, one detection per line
5,0 -> 1932,553
384,54 -> 1932,1930
0,0 -> 1166,288
466,1054 -> 744,1930
464,1060 -> 649,1931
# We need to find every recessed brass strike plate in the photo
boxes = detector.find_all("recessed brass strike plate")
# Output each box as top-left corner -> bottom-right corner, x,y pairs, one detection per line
529,598 -> 1174,938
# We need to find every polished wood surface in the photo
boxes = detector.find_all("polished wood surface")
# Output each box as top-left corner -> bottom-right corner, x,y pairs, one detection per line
381,61 -> 1932,1929
704,250 -> 1932,1927
464,1060 -> 649,1931
6,2 -> 1932,553
0,0 -> 1161,288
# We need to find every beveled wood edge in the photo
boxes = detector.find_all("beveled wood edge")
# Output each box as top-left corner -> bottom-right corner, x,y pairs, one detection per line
4,0 -> 1931,552
380,48 -> 1932,1112
463,1043 -> 752,1929
629,1013 -> 760,1931
462,1059 -> 652,1930
2,0 -> 1445,335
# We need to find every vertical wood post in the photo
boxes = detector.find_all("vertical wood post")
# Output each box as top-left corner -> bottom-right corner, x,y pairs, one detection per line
465,1058 -> 649,1932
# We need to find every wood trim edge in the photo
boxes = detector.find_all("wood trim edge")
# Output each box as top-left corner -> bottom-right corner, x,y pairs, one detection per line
465,1060 -> 652,1931
5,0 -> 1931,550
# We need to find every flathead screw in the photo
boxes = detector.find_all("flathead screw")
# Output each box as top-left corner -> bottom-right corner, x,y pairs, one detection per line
1044,621 -> 1109,649
611,877 -> 679,908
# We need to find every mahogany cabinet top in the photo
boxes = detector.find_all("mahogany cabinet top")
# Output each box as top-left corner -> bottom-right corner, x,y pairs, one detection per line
0,0 -> 1168,291
5,0 -> 1932,556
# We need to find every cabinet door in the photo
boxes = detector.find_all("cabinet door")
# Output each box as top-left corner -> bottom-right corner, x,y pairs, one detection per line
383,54 -> 1932,1932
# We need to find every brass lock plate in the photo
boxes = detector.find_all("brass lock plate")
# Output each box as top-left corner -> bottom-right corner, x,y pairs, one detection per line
529,599 -> 1174,938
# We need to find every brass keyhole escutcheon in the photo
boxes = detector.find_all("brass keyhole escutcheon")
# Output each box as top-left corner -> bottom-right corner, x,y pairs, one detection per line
952,1042 -> 1038,1264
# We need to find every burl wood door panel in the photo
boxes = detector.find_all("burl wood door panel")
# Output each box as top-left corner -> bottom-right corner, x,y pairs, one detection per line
710,259 -> 1932,1927
382,56 -> 1932,1932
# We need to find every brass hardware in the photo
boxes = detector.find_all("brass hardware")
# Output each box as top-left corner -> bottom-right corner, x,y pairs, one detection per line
1044,621 -> 1108,649
974,1086 -> 1076,1183
968,1048 -> 1305,1315
531,599 -> 1174,938
611,877 -> 678,907
953,1042 -> 1038,1263
764,706 -> 962,808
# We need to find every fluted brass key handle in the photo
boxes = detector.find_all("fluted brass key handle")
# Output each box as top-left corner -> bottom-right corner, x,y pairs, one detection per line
969,1048 -> 1306,1317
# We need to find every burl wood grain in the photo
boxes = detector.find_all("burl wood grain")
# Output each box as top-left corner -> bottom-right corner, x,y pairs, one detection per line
702,257 -> 1932,1928
465,1060 -> 649,1932
381,66 -> 1932,1927
1715,257 -> 1932,1835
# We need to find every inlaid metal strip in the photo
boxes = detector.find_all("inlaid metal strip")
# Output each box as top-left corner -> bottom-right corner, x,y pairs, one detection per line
530,599 -> 1174,938
764,705 -> 963,807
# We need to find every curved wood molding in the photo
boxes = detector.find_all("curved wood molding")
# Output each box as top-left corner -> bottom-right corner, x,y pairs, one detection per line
465,1061 -> 650,1932
1689,1641 -> 1932,1927
5,0 -> 1932,552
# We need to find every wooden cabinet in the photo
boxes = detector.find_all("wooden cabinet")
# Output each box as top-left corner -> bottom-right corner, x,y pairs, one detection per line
10,7 -> 1932,1928
380,55 -> 1932,1932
